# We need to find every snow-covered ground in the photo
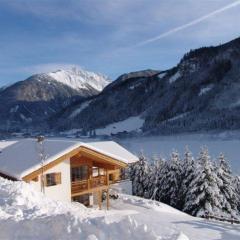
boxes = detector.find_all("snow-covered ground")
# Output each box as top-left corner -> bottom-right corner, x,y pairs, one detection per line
119,133 -> 240,174
0,177 -> 239,240
0,178 -> 158,240
113,195 -> 240,240
96,116 -> 144,136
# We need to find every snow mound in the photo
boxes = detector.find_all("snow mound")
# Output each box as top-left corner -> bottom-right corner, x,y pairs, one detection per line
48,67 -> 110,92
0,178 -> 160,240
120,194 -> 188,216
177,232 -> 189,240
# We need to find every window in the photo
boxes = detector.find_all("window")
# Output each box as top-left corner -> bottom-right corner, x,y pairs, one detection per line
92,167 -> 98,177
72,194 -> 90,206
99,168 -> 105,176
71,166 -> 88,182
109,174 -> 114,181
92,167 -> 105,177
45,173 -> 61,186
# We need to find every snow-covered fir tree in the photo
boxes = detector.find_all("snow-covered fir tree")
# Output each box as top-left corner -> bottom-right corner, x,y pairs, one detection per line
183,147 -> 222,217
179,146 -> 196,209
129,146 -> 240,219
132,152 -> 149,197
146,155 -> 165,200
217,153 -> 239,218
158,150 -> 182,208
234,176 -> 240,211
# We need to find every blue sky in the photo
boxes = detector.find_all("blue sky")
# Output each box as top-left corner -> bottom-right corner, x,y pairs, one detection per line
0,0 -> 240,85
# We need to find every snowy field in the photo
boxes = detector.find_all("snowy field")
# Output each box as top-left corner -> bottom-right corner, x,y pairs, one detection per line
0,177 -> 240,240
119,133 -> 240,174
95,116 -> 144,136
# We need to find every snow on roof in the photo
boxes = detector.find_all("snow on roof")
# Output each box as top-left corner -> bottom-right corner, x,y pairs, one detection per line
82,141 -> 139,164
0,139 -> 138,179
0,140 -> 17,150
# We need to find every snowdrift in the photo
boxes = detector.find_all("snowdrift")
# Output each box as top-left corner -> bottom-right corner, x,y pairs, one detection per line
0,177 -> 160,240
1,177 -> 239,240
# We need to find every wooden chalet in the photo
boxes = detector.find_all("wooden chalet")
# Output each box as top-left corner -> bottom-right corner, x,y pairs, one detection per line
0,138 -> 138,209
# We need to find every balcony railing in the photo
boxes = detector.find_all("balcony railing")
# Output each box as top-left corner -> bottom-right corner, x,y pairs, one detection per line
71,175 -> 107,195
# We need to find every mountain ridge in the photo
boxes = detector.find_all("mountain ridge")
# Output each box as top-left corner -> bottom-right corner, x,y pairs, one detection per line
0,67 -> 110,132
52,36 -> 240,136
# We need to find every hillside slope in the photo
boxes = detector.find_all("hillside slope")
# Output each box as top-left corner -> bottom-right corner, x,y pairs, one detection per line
0,177 -> 239,240
54,37 -> 240,136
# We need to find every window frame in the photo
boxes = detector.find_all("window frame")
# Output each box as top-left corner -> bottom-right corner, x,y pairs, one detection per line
45,172 -> 61,187
71,165 -> 89,182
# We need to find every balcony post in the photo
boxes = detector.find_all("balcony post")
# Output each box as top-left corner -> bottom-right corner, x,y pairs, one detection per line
106,188 -> 110,210
98,190 -> 102,210
87,179 -> 90,190
106,170 -> 109,186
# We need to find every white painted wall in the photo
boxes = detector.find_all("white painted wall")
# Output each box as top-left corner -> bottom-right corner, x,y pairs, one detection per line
30,159 -> 71,203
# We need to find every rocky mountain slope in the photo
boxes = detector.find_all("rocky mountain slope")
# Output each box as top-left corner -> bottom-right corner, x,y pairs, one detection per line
53,37 -> 240,136
0,68 -> 110,131
48,67 -> 110,92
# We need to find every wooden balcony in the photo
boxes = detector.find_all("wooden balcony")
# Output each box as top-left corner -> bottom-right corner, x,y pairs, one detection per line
71,175 -> 107,195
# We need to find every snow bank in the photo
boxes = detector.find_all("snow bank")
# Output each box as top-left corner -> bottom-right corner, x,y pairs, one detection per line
0,178 -> 160,240
119,194 -> 188,216
113,194 -> 240,240
1,178 -> 240,239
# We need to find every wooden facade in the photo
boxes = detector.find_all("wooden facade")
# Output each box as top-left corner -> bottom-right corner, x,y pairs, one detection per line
69,153 -> 121,209
22,145 -> 125,209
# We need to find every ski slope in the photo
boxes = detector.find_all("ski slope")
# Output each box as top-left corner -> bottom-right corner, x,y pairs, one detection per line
0,177 -> 239,240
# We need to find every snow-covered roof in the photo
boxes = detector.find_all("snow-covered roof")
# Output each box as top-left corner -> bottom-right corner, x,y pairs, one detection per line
0,139 -> 138,179
82,141 -> 138,165
0,140 -> 17,150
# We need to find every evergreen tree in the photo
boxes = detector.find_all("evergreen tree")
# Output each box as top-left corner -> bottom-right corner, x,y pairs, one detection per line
184,147 -> 222,217
217,153 -> 239,218
129,161 -> 137,182
158,150 -> 182,207
155,159 -> 168,201
233,176 -> 240,212
146,155 -> 165,200
179,146 -> 196,209
132,152 -> 149,197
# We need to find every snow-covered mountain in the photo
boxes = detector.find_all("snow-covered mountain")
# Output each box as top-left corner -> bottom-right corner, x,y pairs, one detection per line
54,37 -> 240,136
3,37 -> 240,136
0,68 -> 110,131
48,67 -> 110,92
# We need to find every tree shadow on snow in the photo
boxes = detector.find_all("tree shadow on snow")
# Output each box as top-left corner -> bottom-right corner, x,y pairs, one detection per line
173,219 -> 240,240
